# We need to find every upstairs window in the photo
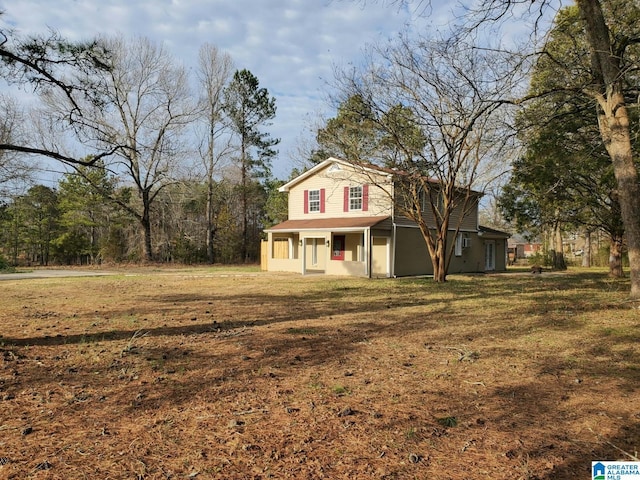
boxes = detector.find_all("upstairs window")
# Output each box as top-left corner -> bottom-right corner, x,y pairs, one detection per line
343,184 -> 369,212
304,188 -> 325,214
421,189 -> 444,214
308,189 -> 320,212
349,186 -> 362,210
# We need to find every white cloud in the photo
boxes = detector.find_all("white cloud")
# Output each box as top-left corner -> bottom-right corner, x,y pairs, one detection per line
1,0 -> 442,178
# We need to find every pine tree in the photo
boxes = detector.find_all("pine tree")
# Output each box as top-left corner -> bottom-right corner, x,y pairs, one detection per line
222,69 -> 279,262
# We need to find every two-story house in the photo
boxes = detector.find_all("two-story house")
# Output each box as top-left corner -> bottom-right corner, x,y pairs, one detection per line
263,157 -> 509,277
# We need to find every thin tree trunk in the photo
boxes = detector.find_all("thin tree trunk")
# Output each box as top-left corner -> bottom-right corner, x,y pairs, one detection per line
11,213 -> 19,266
206,122 -> 216,264
241,140 -> 248,263
141,191 -> 153,262
242,163 -> 248,262
582,230 -> 591,268
206,179 -> 215,264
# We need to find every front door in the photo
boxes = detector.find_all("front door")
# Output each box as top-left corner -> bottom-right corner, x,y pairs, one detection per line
485,240 -> 495,271
303,237 -> 327,273
332,235 -> 345,261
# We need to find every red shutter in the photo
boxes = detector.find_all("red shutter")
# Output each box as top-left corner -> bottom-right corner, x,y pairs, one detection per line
320,188 -> 326,213
363,184 -> 369,211
304,190 -> 309,214
343,186 -> 350,212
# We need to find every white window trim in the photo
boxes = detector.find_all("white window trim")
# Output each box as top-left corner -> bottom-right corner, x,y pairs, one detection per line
349,186 -> 363,211
308,189 -> 320,213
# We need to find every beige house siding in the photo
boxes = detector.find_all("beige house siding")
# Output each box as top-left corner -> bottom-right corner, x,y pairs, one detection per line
265,232 -> 300,273
371,236 -> 391,277
287,163 -> 393,220
327,259 -> 368,276
341,233 -> 363,262
444,197 -> 479,231
495,238 -> 507,271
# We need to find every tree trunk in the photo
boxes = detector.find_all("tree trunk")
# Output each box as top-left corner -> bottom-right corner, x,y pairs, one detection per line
595,89 -> 640,286
609,233 -> 623,278
206,179 -> 215,264
432,240 -> 447,282
553,221 -> 567,270
416,216 -> 447,282
433,223 -> 449,282
577,0 -> 640,298
582,230 -> 591,268
141,190 -> 153,262
241,141 -> 248,263
11,219 -> 18,266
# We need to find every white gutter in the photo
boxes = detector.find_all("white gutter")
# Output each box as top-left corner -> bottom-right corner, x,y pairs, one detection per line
268,226 -> 371,233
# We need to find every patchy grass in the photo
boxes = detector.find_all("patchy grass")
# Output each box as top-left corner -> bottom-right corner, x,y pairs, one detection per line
0,267 -> 638,479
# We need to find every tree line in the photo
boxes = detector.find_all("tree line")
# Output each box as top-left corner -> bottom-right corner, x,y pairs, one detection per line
0,28 -> 284,265
498,0 -> 639,277
0,161 -> 287,266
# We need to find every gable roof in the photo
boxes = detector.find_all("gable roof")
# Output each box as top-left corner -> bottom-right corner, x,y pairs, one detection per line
280,157 -> 483,197
478,225 -> 511,238
279,157 -> 393,192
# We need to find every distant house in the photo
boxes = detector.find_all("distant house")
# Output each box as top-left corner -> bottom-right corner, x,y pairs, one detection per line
508,236 -> 543,264
263,157 -> 509,277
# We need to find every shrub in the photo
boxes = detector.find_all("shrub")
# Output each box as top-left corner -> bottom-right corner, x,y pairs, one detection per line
527,251 -> 552,267
0,254 -> 15,273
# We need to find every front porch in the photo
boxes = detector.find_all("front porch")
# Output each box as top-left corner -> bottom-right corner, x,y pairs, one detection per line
263,217 -> 391,277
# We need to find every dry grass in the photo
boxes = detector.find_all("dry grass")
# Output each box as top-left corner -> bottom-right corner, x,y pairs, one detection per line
0,267 -> 638,479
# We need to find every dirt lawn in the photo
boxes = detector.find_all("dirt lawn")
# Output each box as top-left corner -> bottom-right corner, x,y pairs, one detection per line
0,267 -> 638,479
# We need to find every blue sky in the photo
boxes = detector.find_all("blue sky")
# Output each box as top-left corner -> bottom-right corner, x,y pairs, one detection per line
1,0 -> 461,180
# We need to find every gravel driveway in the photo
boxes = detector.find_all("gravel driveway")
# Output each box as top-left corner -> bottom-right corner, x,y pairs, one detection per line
0,269 -> 117,281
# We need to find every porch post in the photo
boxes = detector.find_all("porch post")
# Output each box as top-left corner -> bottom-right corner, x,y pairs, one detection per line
365,228 -> 370,277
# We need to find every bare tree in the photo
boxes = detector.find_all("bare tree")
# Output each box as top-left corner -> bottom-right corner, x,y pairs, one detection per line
0,95 -> 34,197
194,43 -> 234,264
336,35 -> 514,281
381,0 -> 640,295
0,17 -> 126,167
575,0 -> 640,296
45,35 -> 194,261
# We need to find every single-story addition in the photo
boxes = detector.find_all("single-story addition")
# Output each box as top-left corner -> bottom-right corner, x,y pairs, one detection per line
263,157 -> 509,277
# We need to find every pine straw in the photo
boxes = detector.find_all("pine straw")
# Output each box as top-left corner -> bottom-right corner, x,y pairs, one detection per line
0,268 -> 638,479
